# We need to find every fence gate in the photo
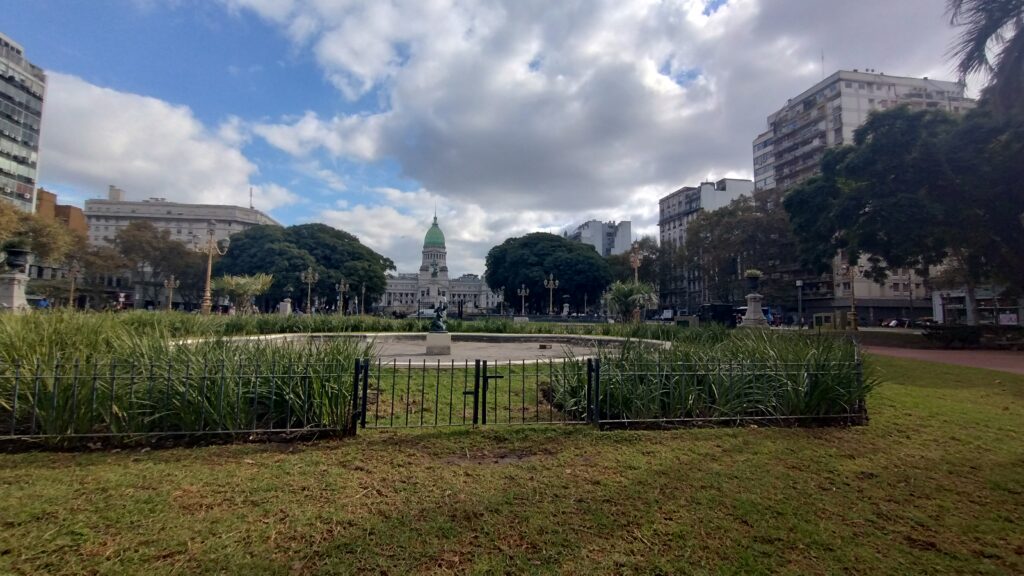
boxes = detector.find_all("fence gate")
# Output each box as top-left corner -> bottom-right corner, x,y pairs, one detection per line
351,358 -> 596,431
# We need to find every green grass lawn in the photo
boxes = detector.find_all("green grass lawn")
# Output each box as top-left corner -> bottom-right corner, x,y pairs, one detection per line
1,355 -> 1021,575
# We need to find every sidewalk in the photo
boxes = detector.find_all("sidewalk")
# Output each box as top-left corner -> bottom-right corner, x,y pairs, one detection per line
863,346 -> 1024,375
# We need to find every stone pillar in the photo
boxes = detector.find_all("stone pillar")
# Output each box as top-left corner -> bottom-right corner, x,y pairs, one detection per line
740,292 -> 768,328
277,298 -> 292,316
0,270 -> 30,313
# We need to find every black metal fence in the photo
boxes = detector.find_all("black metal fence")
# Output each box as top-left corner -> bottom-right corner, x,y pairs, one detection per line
2,354 -> 866,448
352,356 -> 867,431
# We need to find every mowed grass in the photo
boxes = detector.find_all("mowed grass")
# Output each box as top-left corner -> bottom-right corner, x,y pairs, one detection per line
0,355 -> 1021,575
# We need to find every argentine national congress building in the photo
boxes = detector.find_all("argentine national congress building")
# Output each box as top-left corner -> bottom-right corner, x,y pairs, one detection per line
377,216 -> 501,315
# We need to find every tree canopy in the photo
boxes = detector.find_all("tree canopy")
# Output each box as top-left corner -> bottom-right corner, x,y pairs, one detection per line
214,223 -> 394,311
784,105 -> 1024,323
484,233 -> 612,314
682,188 -> 800,308
605,236 -> 662,285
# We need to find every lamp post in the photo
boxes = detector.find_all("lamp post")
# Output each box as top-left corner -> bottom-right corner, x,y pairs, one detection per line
164,274 -> 180,311
335,278 -> 349,315
841,264 -> 862,330
300,266 -> 319,314
360,283 -> 366,315
795,279 -> 804,327
67,261 -> 80,310
191,221 -> 230,315
629,242 -> 641,284
544,274 -> 559,315
517,284 -> 529,316
498,286 -> 505,316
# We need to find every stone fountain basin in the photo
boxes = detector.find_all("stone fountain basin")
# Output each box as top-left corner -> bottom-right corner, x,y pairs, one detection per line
192,332 -> 669,364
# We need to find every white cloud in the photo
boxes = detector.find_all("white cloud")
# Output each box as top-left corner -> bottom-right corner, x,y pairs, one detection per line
39,73 -> 296,212
222,0 -> 967,269
240,0 -> 965,217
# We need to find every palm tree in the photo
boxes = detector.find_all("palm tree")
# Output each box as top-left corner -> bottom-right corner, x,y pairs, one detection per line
947,0 -> 1024,113
213,273 -> 274,313
604,281 -> 658,322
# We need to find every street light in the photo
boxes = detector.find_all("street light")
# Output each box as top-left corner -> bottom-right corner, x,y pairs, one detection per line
164,274 -> 181,311
795,279 -> 804,327
517,284 -> 530,316
841,263 -> 863,330
498,286 -> 505,316
629,242 -> 641,284
300,266 -> 319,314
544,274 -> 559,315
191,221 -> 230,315
335,278 -> 349,315
66,261 -> 80,310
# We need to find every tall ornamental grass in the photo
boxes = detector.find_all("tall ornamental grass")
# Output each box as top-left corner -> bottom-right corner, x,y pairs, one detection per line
551,330 -> 872,423
0,313 -> 369,445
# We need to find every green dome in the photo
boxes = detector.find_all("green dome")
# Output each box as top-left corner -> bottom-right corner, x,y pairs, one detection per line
424,216 -> 445,248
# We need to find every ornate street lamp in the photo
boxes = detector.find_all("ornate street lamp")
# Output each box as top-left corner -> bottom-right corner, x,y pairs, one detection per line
300,266 -> 319,314
841,263 -> 864,331
191,221 -> 230,315
67,261 -> 80,310
335,278 -> 349,315
544,274 -> 559,315
164,274 -> 181,311
517,284 -> 530,316
629,242 -> 641,284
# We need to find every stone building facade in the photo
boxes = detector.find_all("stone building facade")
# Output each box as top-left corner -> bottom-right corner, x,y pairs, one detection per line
378,216 -> 500,315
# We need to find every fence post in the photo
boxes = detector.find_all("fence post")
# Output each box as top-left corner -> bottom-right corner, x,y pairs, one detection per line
585,358 -> 593,424
593,358 -> 601,428
350,358 -> 362,435
481,360 -> 488,425
360,360 -> 370,429
472,359 -> 481,426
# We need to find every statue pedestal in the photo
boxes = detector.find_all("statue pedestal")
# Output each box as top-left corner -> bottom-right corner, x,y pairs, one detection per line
0,271 -> 30,314
426,332 -> 451,355
740,292 -> 768,328
277,298 -> 292,316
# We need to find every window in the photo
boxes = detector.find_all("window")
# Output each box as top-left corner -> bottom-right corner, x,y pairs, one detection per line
844,82 -> 852,88
857,83 -> 865,89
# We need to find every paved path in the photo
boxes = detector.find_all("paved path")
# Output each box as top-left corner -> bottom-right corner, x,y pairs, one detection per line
863,346 -> 1024,375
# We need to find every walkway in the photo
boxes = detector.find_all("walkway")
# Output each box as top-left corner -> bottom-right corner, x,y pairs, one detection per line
863,346 -> 1024,375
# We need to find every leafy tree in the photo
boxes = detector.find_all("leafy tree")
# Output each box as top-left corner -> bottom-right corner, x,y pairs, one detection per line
215,223 -> 393,312
605,236 -> 661,284
485,232 -> 613,314
948,0 -> 1024,114
684,188 -> 801,309
784,106 -> 1024,324
112,221 -> 194,306
0,203 -> 75,263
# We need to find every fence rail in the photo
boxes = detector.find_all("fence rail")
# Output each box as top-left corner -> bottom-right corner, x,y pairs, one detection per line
2,353 -> 866,448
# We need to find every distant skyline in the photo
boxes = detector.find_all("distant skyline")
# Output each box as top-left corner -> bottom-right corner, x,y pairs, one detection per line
1,0 -> 973,273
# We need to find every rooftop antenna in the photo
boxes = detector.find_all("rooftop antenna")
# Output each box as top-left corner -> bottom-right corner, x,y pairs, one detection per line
249,186 -> 253,209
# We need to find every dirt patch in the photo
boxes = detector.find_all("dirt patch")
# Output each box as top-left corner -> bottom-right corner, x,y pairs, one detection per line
443,448 -> 554,466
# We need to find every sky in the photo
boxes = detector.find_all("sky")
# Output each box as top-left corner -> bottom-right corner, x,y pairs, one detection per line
1,0 -> 972,274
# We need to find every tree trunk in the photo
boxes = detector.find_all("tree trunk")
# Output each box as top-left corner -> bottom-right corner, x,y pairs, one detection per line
964,279 -> 979,326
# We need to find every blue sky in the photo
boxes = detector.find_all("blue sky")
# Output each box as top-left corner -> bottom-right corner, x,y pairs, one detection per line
0,0 -> 965,273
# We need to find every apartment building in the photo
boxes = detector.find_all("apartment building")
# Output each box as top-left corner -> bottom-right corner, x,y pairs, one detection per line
84,185 -> 279,246
566,220 -> 632,256
753,70 -> 975,324
0,32 -> 46,212
753,69 -> 973,191
658,178 -> 754,311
